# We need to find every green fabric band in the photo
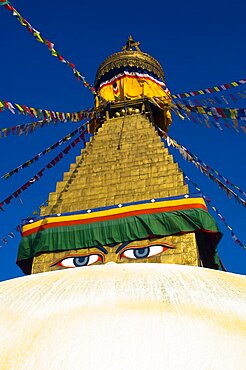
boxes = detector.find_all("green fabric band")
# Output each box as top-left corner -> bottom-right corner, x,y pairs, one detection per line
18,208 -> 221,261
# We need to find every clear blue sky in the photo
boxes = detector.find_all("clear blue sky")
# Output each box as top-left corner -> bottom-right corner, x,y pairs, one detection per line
0,0 -> 245,281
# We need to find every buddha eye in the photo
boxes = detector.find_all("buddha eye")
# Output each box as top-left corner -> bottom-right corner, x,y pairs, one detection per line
53,254 -> 103,268
120,244 -> 172,260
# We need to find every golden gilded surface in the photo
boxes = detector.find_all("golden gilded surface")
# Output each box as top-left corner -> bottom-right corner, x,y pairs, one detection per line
95,49 -> 165,86
31,234 -> 199,274
40,114 -> 188,215
34,113 -> 198,274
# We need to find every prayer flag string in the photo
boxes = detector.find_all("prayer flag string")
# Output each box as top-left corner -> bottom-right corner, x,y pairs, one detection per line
0,226 -> 20,248
173,101 -> 246,123
179,104 -> 246,122
0,99 -> 95,122
0,199 -> 49,249
0,127 -> 91,248
176,90 -> 246,108
158,123 -> 246,198
171,102 -> 246,133
0,128 -> 88,211
184,175 -> 246,251
0,105 -> 98,139
172,79 -> 246,99
158,128 -> 246,207
0,118 -> 52,139
2,122 -> 89,180
180,142 -> 246,198
1,1 -> 96,95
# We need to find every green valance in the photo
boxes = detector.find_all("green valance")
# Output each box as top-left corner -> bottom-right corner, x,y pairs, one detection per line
18,208 -> 221,264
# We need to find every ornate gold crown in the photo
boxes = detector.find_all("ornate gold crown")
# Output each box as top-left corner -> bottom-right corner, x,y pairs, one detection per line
95,36 -> 165,86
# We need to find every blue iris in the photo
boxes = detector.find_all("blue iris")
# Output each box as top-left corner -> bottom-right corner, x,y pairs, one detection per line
133,247 -> 150,259
73,256 -> 89,267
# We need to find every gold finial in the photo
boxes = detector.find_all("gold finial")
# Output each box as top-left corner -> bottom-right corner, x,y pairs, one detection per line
122,36 -> 141,52
95,38 -> 165,86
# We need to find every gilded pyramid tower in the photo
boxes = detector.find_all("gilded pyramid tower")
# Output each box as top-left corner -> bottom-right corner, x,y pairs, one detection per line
17,38 -> 222,274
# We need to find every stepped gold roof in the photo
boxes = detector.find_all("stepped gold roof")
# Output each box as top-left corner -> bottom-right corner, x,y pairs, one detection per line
41,113 -> 188,215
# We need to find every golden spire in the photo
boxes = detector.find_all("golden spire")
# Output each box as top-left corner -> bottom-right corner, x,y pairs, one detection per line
122,36 -> 141,52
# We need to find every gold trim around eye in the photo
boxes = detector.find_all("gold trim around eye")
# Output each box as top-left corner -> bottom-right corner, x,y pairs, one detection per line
50,252 -> 105,267
119,242 -> 175,259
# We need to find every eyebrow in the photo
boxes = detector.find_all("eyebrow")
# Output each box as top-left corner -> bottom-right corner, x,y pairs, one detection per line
116,242 -> 130,254
95,245 -> 108,254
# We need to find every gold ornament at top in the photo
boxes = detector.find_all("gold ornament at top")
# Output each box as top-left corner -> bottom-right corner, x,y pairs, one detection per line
95,36 -> 165,87
121,35 -> 141,52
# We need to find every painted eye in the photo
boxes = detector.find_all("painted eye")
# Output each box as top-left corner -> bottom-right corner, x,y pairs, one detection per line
121,245 -> 171,260
55,254 -> 102,268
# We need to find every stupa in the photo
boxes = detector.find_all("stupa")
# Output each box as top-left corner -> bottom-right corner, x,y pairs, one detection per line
0,38 -> 245,370
17,37 -> 222,275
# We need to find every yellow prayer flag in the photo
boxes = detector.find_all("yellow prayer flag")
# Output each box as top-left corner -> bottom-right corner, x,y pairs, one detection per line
197,107 -> 206,114
51,49 -> 58,57
214,87 -> 220,92
15,104 -> 24,112
14,10 -> 22,18
231,82 -> 239,87
19,17 -> 27,26
198,90 -> 205,95
176,111 -> 185,120
34,32 -> 44,43
31,107 -> 38,117
230,109 -> 237,119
